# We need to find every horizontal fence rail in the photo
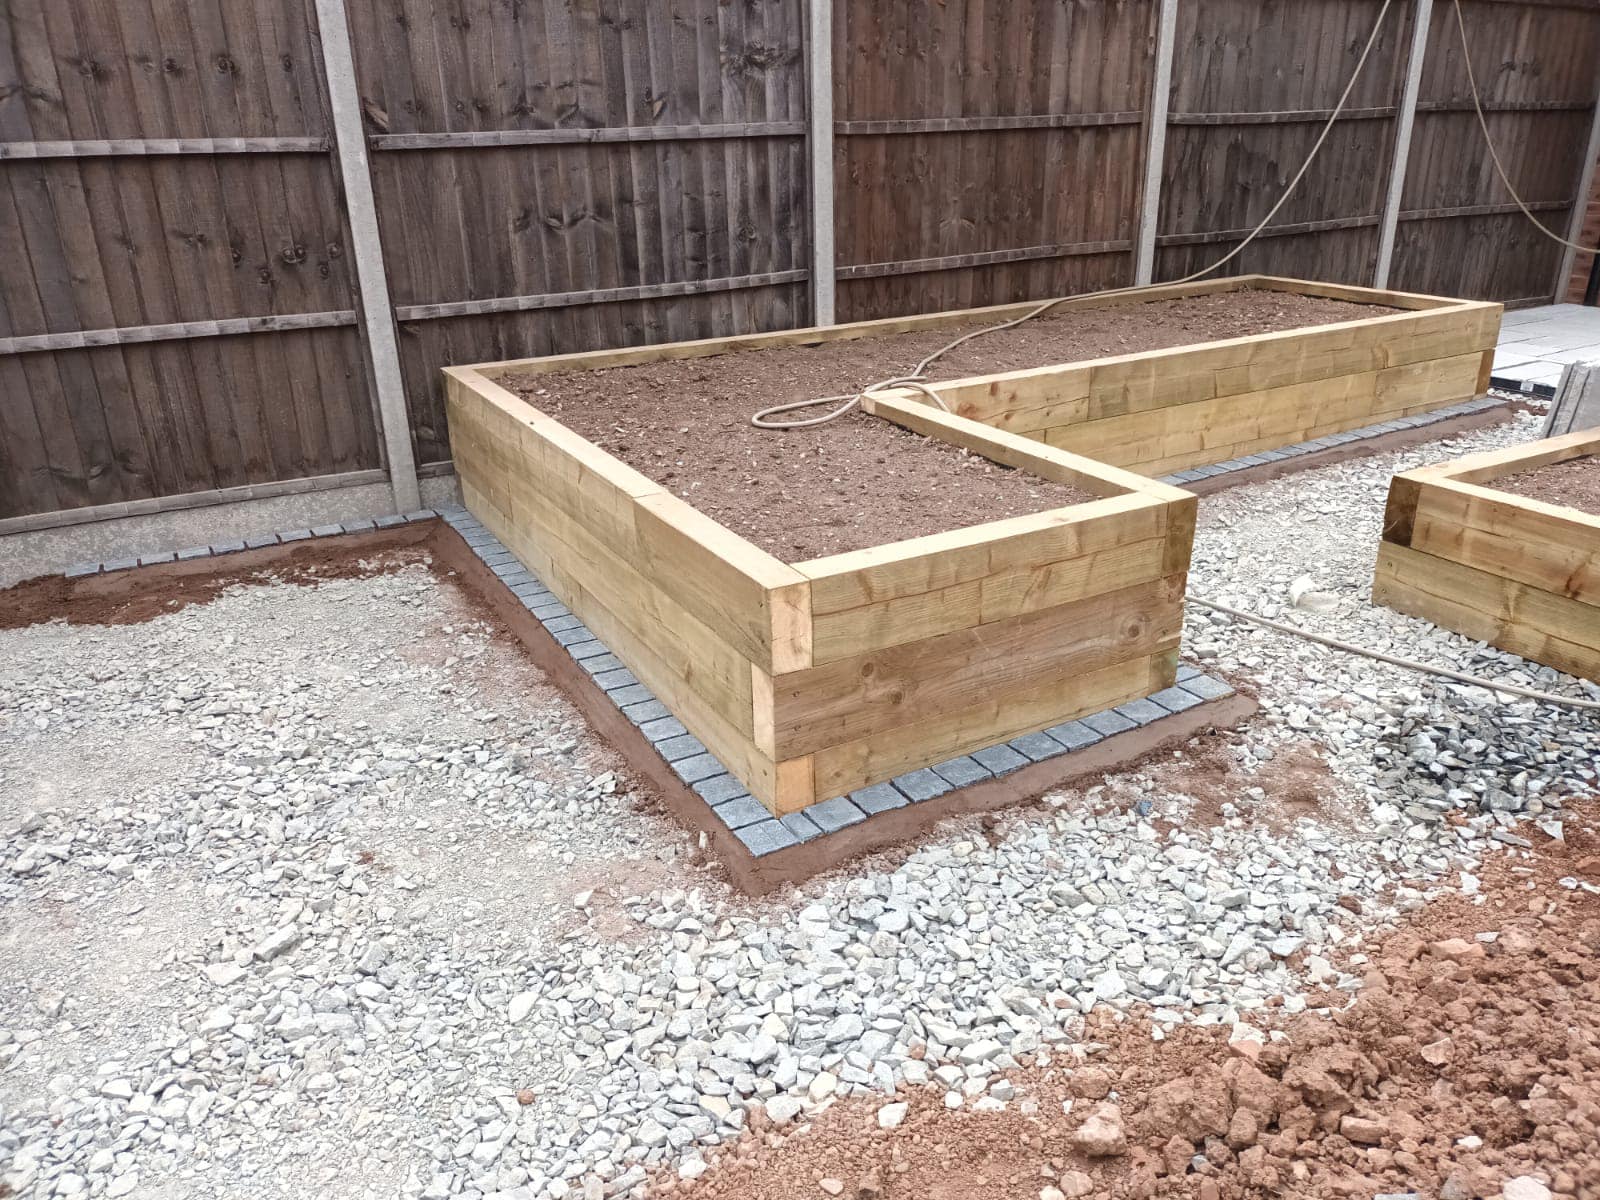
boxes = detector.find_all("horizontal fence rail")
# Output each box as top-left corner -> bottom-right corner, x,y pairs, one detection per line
2,0 -> 1598,528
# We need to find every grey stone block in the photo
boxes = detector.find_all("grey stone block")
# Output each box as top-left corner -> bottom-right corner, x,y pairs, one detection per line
511,581 -> 553,601
490,563 -> 530,582
1179,674 -> 1235,701
892,768 -> 952,803
138,551 -> 177,566
342,518 -> 377,534
374,513 -> 408,529
565,639 -> 608,661
932,756 -> 991,788
244,533 -> 280,550
734,820 -> 799,857
403,509 -> 437,522
972,744 -> 1029,775
780,812 -> 825,842
579,653 -> 626,677
530,600 -> 571,621
101,557 -> 139,573
606,682 -> 654,706
310,524 -> 343,538
1114,697 -> 1169,726
1042,720 -> 1101,752
175,546 -> 213,562
807,796 -> 867,833
544,613 -> 586,633
672,753 -> 724,786
594,667 -> 640,692
641,715 -> 689,743
1175,663 -> 1203,682
623,699 -> 670,724
1148,685 -> 1204,713
1009,730 -> 1066,762
480,549 -> 516,567
550,624 -> 598,648
655,734 -> 707,763
280,529 -> 313,543
694,773 -> 749,806
1081,709 -> 1138,737
849,782 -> 906,814
713,795 -> 771,831
210,540 -> 247,555
63,562 -> 101,579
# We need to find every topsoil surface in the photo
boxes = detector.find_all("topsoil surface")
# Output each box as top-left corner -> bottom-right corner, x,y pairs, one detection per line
646,804 -> 1600,1200
508,290 -> 1390,563
1493,454 -> 1600,515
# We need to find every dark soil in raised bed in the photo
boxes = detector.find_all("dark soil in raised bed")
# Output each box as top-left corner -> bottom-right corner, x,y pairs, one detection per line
1492,454 -> 1600,515
505,289 -> 1392,562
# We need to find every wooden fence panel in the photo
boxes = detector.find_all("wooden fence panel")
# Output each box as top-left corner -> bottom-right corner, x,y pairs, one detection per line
0,0 -> 381,522
831,0 -> 1156,322
1390,0 -> 1600,304
1153,0 -> 1411,286
343,0 -> 809,466
5,0 -> 1600,526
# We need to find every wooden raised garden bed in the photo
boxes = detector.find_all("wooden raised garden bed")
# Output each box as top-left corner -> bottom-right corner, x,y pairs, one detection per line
878,276 -> 1502,478
444,359 -> 1196,816
1373,428 -> 1600,683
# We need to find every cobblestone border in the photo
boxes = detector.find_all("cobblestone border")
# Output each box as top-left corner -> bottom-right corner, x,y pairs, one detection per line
60,510 -> 441,579
1154,395 -> 1504,487
437,506 -> 1237,859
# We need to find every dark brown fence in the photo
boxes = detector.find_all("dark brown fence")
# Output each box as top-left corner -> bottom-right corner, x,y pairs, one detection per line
3,0 -> 1599,528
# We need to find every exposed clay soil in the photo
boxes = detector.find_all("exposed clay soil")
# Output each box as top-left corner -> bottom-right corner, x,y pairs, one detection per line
0,524 -> 435,630
648,805 -> 1600,1200
508,290 -> 1390,563
1493,454 -> 1600,516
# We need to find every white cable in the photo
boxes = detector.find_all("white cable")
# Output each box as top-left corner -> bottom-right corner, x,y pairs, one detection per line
1452,0 -> 1600,256
1189,596 -> 1600,712
753,0 -> 1397,431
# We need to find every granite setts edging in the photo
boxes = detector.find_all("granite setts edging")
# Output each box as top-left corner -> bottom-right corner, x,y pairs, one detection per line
437,506 -> 1238,859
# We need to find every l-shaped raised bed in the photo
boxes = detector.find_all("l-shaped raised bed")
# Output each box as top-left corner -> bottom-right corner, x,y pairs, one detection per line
444,368 -> 1195,816
443,274 -> 1497,815
1373,427 -> 1600,683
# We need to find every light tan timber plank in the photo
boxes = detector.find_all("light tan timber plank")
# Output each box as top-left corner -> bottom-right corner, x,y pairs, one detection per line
632,492 -> 812,672
769,575 -> 1185,758
808,535 -> 1172,664
1431,427 -> 1600,486
807,652 -> 1171,803
1410,480 -> 1600,604
1252,277 -> 1488,311
463,476 -> 783,803
863,393 -> 1188,501
796,496 -> 1169,614
1373,542 -> 1599,682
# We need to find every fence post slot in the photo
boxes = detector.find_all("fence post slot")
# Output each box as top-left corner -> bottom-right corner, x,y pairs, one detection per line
314,0 -> 421,514
1134,0 -> 1178,287
1374,0 -> 1433,291
806,0 -> 836,326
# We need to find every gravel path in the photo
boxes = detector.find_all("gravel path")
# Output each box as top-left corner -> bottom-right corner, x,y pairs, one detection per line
2,408 -> 1596,1200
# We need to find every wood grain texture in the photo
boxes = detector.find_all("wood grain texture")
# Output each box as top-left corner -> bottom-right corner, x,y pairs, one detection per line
448,342 -> 1193,813
1373,429 -> 1600,682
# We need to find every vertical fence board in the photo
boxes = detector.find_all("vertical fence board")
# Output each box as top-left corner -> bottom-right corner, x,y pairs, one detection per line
3,0 -> 1599,526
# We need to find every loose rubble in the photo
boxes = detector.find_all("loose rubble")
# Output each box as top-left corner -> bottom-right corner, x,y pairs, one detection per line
2,410 -> 1597,1199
